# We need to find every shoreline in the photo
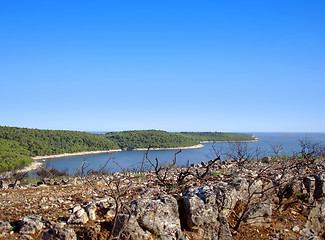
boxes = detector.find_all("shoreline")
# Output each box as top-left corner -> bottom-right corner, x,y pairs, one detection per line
16,161 -> 44,173
200,138 -> 259,143
0,161 -> 45,178
31,139 -> 258,161
31,144 -> 205,161
31,149 -> 123,160
15,140 -> 256,174
132,144 -> 205,151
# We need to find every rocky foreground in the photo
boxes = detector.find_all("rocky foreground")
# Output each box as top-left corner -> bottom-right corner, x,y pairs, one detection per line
0,156 -> 324,240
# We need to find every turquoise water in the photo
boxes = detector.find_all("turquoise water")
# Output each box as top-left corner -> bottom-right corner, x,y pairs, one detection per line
40,132 -> 325,174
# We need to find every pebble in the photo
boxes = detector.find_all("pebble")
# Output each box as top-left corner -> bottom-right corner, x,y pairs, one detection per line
292,225 -> 300,232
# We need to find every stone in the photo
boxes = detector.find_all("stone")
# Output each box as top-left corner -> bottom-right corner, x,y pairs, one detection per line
94,197 -> 113,208
20,215 -> 44,234
41,228 -> 77,240
303,176 -> 316,203
306,199 -> 325,235
292,225 -> 300,232
93,197 -> 117,219
20,235 -> 34,240
182,187 -> 219,239
217,215 -> 233,240
314,172 -> 325,199
0,180 -> 9,189
298,227 -> 319,240
85,201 -> 97,220
52,222 -> 66,229
67,206 -> 89,225
0,220 -> 12,232
85,225 -> 101,239
20,224 -> 36,234
113,214 -> 152,240
214,178 -> 250,217
243,202 -> 272,226
130,194 -> 185,240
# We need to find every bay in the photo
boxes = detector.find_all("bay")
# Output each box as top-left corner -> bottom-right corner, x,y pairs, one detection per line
40,132 -> 325,175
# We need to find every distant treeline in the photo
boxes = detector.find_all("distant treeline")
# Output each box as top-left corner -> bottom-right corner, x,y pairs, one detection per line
106,130 -> 199,149
0,126 -> 255,172
106,130 -> 255,149
180,132 -> 255,142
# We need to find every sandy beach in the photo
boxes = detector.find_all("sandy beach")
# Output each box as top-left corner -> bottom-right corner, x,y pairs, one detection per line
31,149 -> 122,160
132,144 -> 205,151
16,161 -> 44,173
0,161 -> 45,178
200,138 -> 259,143
31,144 -> 205,161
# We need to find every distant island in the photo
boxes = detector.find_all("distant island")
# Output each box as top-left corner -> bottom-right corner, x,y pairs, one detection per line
0,126 -> 256,172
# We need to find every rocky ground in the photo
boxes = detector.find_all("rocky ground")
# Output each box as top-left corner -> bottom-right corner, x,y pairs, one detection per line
0,156 -> 324,240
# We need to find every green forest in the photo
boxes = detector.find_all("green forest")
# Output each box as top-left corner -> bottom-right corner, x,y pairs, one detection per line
106,130 -> 199,149
180,132 -> 255,142
0,126 -> 255,172
106,130 -> 255,149
0,126 -> 119,172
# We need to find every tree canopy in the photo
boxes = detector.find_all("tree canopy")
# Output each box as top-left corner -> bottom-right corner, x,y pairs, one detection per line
180,132 -> 255,142
0,126 -> 119,172
106,130 -> 199,149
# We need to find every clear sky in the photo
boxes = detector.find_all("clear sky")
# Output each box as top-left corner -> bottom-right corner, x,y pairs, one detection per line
1,1 -> 324,132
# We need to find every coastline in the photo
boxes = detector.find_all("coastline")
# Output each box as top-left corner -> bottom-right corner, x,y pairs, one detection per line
200,138 -> 259,143
15,140 -> 256,174
31,149 -> 123,160
31,144 -> 205,161
16,161 -> 44,173
132,144 -> 205,151
0,161 -> 45,178
30,138 -> 258,161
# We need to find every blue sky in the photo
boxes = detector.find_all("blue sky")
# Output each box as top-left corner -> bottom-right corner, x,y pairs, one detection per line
1,1 -> 324,132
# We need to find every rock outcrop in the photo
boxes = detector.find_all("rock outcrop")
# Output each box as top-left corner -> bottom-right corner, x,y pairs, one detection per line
0,157 -> 324,239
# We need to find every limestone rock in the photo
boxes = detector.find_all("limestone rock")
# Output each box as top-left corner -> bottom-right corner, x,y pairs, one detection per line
85,225 -> 101,239
20,215 -> 44,234
303,176 -> 316,203
113,214 -> 152,240
217,215 -> 233,240
41,228 -> 77,240
0,180 -> 9,190
67,206 -> 89,225
306,199 -> 325,235
243,202 -> 272,226
314,172 -> 325,200
298,227 -> 319,240
214,178 -> 251,216
85,201 -> 97,220
92,197 -> 116,219
0,220 -> 12,232
130,194 -> 185,240
182,187 -> 219,239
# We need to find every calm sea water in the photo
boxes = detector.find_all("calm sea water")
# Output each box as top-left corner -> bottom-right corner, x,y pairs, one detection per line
40,132 -> 325,175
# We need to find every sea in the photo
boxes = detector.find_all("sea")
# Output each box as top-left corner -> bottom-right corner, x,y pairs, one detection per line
39,132 -> 325,175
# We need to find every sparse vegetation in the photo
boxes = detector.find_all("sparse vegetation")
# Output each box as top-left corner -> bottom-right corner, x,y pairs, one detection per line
0,139 -> 324,240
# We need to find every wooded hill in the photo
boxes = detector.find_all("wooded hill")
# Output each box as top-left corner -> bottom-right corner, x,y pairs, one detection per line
0,126 -> 255,172
106,130 -> 198,149
0,126 -> 119,172
180,131 -> 255,142
106,130 -> 255,149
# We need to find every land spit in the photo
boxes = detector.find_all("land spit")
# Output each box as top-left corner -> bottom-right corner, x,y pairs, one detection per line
30,138 -> 259,161
31,150 -> 123,161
